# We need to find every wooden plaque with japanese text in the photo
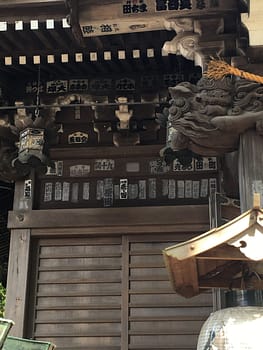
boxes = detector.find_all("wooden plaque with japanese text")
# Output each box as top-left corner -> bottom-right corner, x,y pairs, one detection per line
35,145 -> 220,209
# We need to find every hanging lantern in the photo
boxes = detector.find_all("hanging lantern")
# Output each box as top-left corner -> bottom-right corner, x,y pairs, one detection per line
197,290 -> 263,350
12,127 -> 49,172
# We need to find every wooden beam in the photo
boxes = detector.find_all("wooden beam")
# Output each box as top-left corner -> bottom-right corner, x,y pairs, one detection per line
78,0 -> 241,37
163,208 -> 258,261
166,256 -> 199,298
47,21 -> 70,48
50,144 -> 163,159
0,26 -> 26,52
65,0 -> 85,47
0,0 -> 63,5
198,261 -> 245,288
198,278 -> 243,289
197,244 -> 249,260
8,205 -> 209,229
30,22 -> 54,50
0,4 -> 67,21
31,224 -> 209,236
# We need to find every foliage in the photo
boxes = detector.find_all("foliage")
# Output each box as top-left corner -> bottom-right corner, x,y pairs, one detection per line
0,282 -> 6,317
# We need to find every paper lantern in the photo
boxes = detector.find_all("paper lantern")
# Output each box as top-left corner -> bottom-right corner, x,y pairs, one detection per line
197,290 -> 263,349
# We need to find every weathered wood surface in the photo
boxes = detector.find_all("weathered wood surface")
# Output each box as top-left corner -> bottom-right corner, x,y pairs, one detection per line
239,129 -> 263,212
0,1 -> 67,21
163,207 -> 263,297
0,0 -> 61,4
12,172 -> 35,211
78,0 -> 240,37
8,205 -> 209,231
4,170 -> 34,337
27,234 -> 213,350
50,145 -> 162,159
4,229 -> 31,337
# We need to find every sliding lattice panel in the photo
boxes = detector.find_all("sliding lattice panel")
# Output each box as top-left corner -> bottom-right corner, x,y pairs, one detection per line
33,237 -> 123,350
30,234 -> 213,350
127,235 -> 213,350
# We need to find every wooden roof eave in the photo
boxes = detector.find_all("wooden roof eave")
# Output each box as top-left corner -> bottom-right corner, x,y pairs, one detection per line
163,207 -> 261,261
163,206 -> 263,298
0,1 -> 67,22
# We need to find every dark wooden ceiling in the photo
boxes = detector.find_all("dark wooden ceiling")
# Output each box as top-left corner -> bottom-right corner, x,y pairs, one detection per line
0,0 -> 249,80
0,16 -> 181,80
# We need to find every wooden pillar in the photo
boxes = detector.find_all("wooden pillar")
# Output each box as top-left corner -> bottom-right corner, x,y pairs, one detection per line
4,229 -> 31,337
238,129 -> 263,212
5,172 -> 35,337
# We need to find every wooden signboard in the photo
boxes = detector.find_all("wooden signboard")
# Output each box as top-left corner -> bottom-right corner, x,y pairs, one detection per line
24,72 -> 201,96
78,0 -> 238,37
36,146 -> 219,209
3,336 -> 55,350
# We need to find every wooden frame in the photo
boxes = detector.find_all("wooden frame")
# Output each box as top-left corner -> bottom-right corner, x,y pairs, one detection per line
6,203 -> 210,337
8,205 -> 209,231
163,205 -> 263,298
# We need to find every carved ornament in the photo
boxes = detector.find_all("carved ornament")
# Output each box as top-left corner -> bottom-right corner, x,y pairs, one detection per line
162,31 -> 200,61
159,76 -> 263,157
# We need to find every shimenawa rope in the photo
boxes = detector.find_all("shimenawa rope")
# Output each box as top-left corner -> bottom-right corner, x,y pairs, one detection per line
205,58 -> 263,84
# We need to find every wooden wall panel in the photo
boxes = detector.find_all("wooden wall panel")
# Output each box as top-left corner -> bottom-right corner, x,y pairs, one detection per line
35,146 -> 219,210
4,229 -> 31,337
32,237 -> 122,350
27,233 -> 213,350
128,237 -> 213,350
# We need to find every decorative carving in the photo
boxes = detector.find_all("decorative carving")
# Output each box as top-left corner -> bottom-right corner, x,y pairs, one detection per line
194,18 -> 224,36
163,16 -> 246,69
115,97 -> 133,130
93,122 -> 113,145
159,77 -> 263,157
164,18 -> 194,32
162,31 -> 200,61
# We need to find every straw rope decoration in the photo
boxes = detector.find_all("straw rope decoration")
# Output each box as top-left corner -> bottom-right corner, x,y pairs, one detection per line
205,58 -> 263,84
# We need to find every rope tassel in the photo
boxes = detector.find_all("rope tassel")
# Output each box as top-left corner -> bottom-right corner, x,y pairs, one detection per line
205,58 -> 263,84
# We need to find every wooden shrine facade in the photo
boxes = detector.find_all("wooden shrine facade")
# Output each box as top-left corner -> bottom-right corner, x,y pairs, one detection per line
37,146 -> 218,210
0,1 -> 258,350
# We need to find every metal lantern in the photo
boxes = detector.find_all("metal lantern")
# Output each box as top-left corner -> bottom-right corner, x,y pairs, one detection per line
197,290 -> 263,350
12,127 -> 49,172
19,128 -> 44,155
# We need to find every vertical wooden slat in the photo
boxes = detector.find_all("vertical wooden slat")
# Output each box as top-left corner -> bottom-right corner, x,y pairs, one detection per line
25,232 -> 213,349
121,236 -> 129,350
5,171 -> 35,336
239,129 -> 263,212
5,229 -> 31,337
209,192 -> 224,311
29,237 -> 122,350
127,236 -> 213,350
